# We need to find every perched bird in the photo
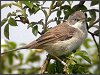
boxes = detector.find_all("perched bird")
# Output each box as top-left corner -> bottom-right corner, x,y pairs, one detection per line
1,11 -> 87,57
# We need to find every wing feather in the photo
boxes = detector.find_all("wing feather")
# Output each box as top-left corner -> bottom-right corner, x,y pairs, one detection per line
36,22 -> 76,46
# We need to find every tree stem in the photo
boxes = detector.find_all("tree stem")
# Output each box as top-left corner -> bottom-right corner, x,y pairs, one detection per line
88,31 -> 99,55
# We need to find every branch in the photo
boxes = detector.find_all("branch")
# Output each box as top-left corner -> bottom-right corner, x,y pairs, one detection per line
43,1 -> 55,33
79,1 -> 85,5
88,31 -> 99,55
87,9 -> 99,12
41,55 -> 50,74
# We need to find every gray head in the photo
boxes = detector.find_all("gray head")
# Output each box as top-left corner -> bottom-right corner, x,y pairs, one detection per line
68,11 -> 86,25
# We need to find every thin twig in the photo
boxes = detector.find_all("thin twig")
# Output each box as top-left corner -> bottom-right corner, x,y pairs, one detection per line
41,55 -> 50,74
44,1 -> 55,32
38,31 -> 42,35
87,9 -> 99,12
88,31 -> 99,54
53,55 -> 68,67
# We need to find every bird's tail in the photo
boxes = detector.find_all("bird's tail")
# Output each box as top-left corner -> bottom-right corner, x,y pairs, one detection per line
1,40 -> 37,55
1,46 -> 27,55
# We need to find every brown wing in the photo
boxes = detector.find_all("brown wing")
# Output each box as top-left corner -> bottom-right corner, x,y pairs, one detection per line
36,22 -> 76,46
21,22 -> 77,49
26,22 -> 77,49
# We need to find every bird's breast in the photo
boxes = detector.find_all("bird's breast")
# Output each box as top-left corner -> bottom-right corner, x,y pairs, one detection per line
44,29 -> 87,56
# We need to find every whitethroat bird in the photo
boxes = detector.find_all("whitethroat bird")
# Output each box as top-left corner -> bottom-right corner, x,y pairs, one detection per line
1,11 -> 87,57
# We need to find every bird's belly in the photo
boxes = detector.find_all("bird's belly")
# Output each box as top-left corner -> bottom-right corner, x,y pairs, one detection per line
45,36 -> 86,56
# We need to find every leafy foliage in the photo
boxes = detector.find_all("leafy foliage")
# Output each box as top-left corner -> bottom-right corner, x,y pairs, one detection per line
1,18 -> 8,26
32,25 -> 38,36
8,17 -> 17,26
4,24 -> 9,39
1,1 -> 99,74
75,50 -> 91,64
1,40 -> 43,74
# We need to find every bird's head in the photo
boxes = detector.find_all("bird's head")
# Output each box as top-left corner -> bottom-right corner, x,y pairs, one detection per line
67,11 -> 86,26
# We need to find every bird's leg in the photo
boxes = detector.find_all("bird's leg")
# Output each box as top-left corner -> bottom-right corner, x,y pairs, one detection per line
52,55 -> 68,67
41,54 -> 50,74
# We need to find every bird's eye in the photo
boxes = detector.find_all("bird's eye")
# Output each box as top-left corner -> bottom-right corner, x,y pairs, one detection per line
74,18 -> 79,22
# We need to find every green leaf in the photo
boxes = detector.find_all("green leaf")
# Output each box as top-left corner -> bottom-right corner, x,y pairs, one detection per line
75,50 -> 91,64
91,1 -> 99,6
60,5 -> 71,11
18,1 -> 22,7
55,1 -> 62,7
48,63 -> 56,74
63,10 -> 72,20
86,17 -> 92,22
73,57 -> 81,64
55,60 -> 64,73
32,25 -> 38,36
88,10 -> 97,26
57,10 -> 61,17
8,68 -> 12,73
22,1 -> 33,9
75,50 -> 88,55
19,53 -> 23,64
21,9 -> 28,17
52,1 -> 62,9
7,13 -> 11,18
26,52 -> 40,63
8,41 -> 17,49
4,24 -> 9,39
27,22 -> 36,29
28,5 -> 40,15
1,44 -> 8,48
28,8 -> 34,15
83,38 -> 92,49
89,9 -> 96,21
8,52 -> 13,65
72,4 -> 87,12
16,52 -> 23,64
33,5 -> 40,13
1,3 -> 11,9
1,18 -> 8,27
8,17 -> 17,26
